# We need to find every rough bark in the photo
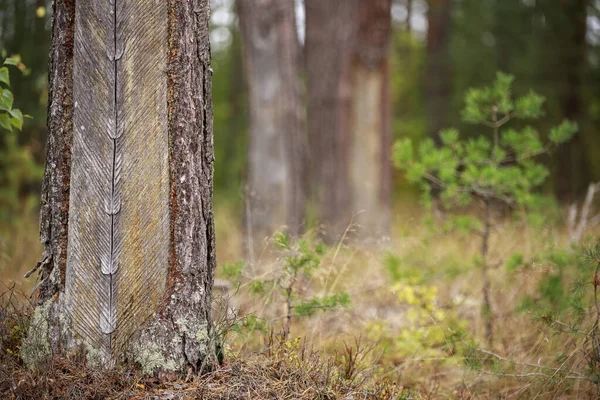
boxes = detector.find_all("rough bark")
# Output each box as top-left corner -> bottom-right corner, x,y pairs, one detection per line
237,0 -> 307,255
37,0 -> 75,304
425,0 -> 452,144
24,0 -> 216,375
21,0 -> 76,371
133,0 -> 216,375
305,0 -> 391,241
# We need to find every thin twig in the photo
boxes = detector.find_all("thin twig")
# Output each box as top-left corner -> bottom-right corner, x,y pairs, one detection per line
477,348 -> 586,378
477,370 -> 588,381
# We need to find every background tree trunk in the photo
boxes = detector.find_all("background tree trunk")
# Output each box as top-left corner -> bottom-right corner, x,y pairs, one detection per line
552,0 -> 589,201
24,0 -> 216,375
350,0 -> 393,236
425,0 -> 452,144
237,0 -> 307,256
305,0 -> 356,242
305,0 -> 391,242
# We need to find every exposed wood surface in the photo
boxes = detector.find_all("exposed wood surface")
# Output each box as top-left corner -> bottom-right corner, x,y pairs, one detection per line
66,0 -> 169,361
31,0 -> 217,372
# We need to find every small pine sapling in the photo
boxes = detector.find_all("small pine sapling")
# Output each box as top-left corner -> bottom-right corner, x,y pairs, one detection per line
458,241 -> 600,390
270,232 -> 350,340
225,232 -> 351,341
393,72 -> 577,344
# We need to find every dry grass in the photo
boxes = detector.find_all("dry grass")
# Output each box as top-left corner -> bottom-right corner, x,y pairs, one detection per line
1,293 -> 405,399
3,202 -> 600,398
0,210 -> 43,295
2,353 -> 401,399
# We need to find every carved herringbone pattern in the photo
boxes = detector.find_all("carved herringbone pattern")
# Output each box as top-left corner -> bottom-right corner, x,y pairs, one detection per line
65,0 -> 169,363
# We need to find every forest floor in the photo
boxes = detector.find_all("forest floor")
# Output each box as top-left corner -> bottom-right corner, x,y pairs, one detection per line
2,201 -> 600,399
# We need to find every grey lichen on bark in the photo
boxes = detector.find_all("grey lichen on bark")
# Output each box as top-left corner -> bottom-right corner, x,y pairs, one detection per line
21,0 -> 76,367
24,0 -> 216,374
21,300 -> 52,369
131,0 -> 217,375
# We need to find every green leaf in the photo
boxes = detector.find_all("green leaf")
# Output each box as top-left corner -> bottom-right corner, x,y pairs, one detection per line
3,57 -> 18,66
0,112 -> 12,131
0,67 -> 9,86
0,88 -> 13,111
9,108 -> 23,130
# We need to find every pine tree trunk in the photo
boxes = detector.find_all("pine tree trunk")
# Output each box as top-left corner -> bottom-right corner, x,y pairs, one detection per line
305,0 -> 391,241
24,0 -> 216,375
554,0 -> 589,201
425,0 -> 452,144
350,0 -> 392,236
305,0 -> 355,242
237,0 -> 307,254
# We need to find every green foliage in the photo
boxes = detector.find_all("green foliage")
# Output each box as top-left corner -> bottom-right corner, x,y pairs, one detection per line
270,232 -> 349,333
509,246 -> 592,315
231,314 -> 268,335
220,261 -> 245,284
504,252 -> 525,272
367,255 -> 469,362
294,293 -> 351,317
394,74 -> 576,345
383,253 -> 403,282
584,240 -> 600,266
273,232 -> 327,278
442,214 -> 483,235
0,56 -> 41,221
225,232 -> 350,339
470,241 -> 600,389
393,73 -> 576,217
0,57 -> 25,132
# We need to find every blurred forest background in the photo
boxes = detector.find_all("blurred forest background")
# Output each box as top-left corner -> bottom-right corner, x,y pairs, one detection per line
1,0 -> 600,242
2,0 -> 600,397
